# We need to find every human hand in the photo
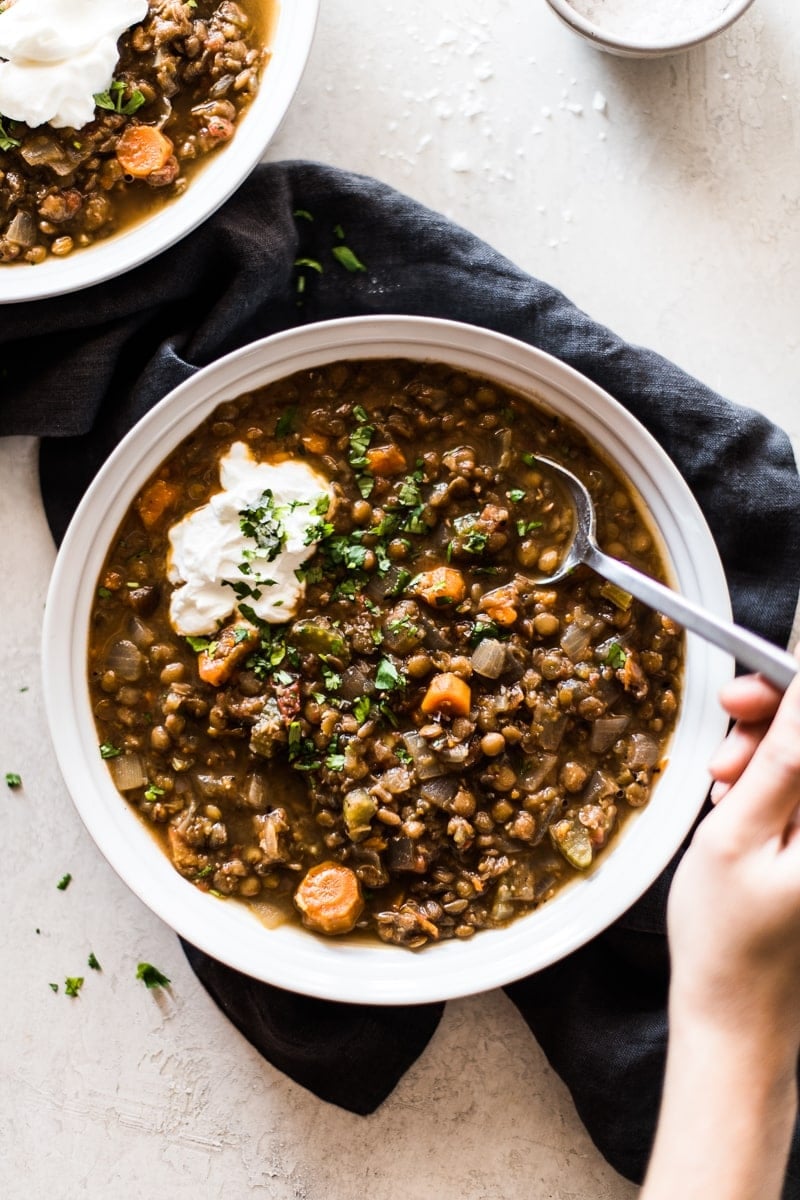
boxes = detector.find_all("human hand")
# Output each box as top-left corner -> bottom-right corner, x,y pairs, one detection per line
666,646 -> 800,1051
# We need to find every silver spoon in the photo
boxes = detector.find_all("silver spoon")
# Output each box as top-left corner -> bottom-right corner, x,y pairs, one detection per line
531,455 -> 799,692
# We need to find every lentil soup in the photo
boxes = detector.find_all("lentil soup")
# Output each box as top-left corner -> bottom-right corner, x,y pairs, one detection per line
0,0 -> 270,265
88,359 -> 683,949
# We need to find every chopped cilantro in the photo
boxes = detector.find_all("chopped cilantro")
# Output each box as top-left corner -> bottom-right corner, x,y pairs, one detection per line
469,619 -> 506,647
0,117 -> 21,151
375,658 -> 403,692
94,80 -> 146,116
143,783 -> 165,802
320,661 -> 342,692
604,642 -> 628,669
508,489 -> 526,503
293,208 -> 314,222
136,962 -> 171,989
56,873 -> 72,891
332,245 -> 367,272
348,418 -> 375,471
325,751 -> 346,771
185,635 -> 211,652
521,452 -> 538,467
64,976 -> 84,998
353,695 -> 372,724
294,256 -> 323,273
99,743 -> 121,759
5,772 -> 21,789
463,529 -> 489,555
333,223 -> 345,239
274,406 -> 297,438
516,519 -> 543,536
239,490 -> 285,565
49,983 -> 59,993
87,952 -> 101,971
97,586 -> 112,599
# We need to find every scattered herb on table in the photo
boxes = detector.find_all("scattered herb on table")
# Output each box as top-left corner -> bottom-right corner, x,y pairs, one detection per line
5,772 -> 21,789
64,976 -> 84,998
88,952 -> 101,971
49,983 -> 59,993
136,962 -> 171,989
56,873 -> 72,891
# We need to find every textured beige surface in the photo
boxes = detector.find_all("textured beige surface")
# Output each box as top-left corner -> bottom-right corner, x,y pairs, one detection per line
3,0 -> 799,1196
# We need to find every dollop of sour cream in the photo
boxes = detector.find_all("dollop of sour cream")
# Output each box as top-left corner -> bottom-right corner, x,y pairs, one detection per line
167,442 -> 334,638
0,0 -> 147,129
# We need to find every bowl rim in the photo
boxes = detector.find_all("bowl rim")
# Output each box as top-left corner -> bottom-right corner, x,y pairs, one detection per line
42,314 -> 733,1004
0,0 -> 319,305
544,0 -> 756,56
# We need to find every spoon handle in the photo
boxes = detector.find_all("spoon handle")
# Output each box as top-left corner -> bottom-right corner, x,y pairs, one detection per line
585,545 -> 799,692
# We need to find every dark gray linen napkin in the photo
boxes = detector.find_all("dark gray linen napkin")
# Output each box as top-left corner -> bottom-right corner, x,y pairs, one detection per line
5,161 -> 799,1190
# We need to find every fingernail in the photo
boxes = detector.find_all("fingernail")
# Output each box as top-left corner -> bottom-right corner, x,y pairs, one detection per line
709,781 -> 727,805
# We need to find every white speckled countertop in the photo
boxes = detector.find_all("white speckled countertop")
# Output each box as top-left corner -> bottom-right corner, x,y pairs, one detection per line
3,2 -> 799,1196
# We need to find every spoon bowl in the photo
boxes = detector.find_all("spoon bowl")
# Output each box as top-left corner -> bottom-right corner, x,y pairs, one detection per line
533,455 -> 799,692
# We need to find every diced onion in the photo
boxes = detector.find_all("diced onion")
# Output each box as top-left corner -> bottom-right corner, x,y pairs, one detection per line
419,776 -> 458,808
538,712 -> 568,751
519,754 -> 558,793
628,731 -> 660,769
560,622 -> 592,661
471,638 -> 507,679
106,638 -> 144,682
590,714 -> 631,754
108,753 -> 147,792
582,770 -> 617,806
402,731 -> 445,780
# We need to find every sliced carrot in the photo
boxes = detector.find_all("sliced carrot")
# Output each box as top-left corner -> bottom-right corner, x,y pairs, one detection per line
116,125 -> 174,179
366,443 -> 407,476
301,432 -> 329,455
478,583 -> 519,627
294,861 -> 364,935
197,622 -> 259,687
135,478 -> 181,530
420,672 -> 472,718
410,566 -> 466,608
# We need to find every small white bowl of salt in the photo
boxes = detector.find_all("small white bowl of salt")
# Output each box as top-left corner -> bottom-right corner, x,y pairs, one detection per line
544,0 -> 756,57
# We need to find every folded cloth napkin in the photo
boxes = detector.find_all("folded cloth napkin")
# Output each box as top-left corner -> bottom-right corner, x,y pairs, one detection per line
4,161 -> 799,1190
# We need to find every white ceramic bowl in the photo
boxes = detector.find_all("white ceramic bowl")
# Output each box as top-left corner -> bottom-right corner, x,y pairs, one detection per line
544,0 -> 756,58
43,315 -> 732,1004
0,0 -> 318,305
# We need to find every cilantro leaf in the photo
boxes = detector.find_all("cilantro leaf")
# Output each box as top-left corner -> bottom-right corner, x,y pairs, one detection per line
5,772 -> 21,789
64,976 -> 84,998
136,962 -> 171,989
56,873 -> 72,891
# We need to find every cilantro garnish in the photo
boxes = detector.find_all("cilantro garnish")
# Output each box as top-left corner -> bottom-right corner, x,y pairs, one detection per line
353,695 -> 372,724
508,489 -> 526,503
325,751 -> 346,771
94,80 -> 146,116
375,658 -> 403,692
5,772 -> 21,789
136,962 -> 171,989
333,245 -> 367,273
56,873 -> 72,891
143,783 -> 165,802
516,519 -> 543,536
88,952 -> 101,971
604,642 -> 628,669
185,635 -> 211,652
274,406 -> 297,438
64,976 -> 84,998
49,983 -> 59,993
0,117 -> 21,151
99,743 -> 121,759
239,489 -> 285,564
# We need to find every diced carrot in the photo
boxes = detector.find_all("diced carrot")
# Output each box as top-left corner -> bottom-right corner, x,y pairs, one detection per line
478,583 -> 519,627
116,125 -> 174,178
294,861 -> 364,935
410,566 -> 466,608
197,622 -> 259,687
301,432 -> 330,455
420,672 -> 472,718
135,478 -> 180,530
366,444 -> 407,476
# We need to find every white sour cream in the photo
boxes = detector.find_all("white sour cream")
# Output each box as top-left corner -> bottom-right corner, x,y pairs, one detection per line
167,442 -> 333,638
0,0 -> 147,129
